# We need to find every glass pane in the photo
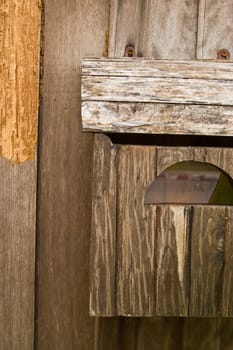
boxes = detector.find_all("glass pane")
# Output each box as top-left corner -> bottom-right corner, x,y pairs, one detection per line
145,161 -> 233,205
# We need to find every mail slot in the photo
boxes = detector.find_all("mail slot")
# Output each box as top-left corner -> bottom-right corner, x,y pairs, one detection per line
81,58 -> 233,317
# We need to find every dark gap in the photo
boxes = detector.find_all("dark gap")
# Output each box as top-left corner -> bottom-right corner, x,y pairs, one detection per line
34,2 -> 45,349
187,206 -> 193,317
108,133 -> 233,148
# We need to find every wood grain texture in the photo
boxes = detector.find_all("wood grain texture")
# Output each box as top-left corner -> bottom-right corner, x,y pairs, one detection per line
116,145 -> 156,316
93,318 -> 121,350
0,0 -> 40,348
82,65 -> 233,105
82,101 -> 233,136
37,0 -> 110,349
156,205 -> 191,316
0,160 -> 36,350
219,319 -> 233,350
222,207 -> 233,316
157,146 -> 194,174
109,0 -> 198,59
134,317 -> 183,350
82,58 -> 233,78
90,134 -> 117,316
189,206 -> 225,317
82,58 -> 233,135
182,318 -> 221,350
197,0 -> 233,59
0,0 -> 41,163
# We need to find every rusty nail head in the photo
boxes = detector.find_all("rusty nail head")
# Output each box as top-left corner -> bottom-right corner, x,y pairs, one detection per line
124,45 -> 137,57
217,49 -> 230,59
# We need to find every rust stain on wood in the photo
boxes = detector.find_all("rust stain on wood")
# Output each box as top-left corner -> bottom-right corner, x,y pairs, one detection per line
0,0 -> 41,163
102,29 -> 110,57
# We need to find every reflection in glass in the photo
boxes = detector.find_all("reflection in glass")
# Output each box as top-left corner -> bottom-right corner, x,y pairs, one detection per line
145,161 -> 233,205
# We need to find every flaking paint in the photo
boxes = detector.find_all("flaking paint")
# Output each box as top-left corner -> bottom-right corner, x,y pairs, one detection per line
0,0 -> 41,163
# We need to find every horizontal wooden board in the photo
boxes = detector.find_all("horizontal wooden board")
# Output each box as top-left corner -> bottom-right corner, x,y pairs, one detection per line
82,101 -> 233,135
81,58 -> 233,135
82,58 -> 233,79
82,76 -> 233,105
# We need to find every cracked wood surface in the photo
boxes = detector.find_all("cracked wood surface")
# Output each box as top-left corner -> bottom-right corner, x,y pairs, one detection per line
82,59 -> 233,136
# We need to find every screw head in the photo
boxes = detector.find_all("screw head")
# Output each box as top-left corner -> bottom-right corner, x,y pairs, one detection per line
124,45 -> 136,57
217,49 -> 230,59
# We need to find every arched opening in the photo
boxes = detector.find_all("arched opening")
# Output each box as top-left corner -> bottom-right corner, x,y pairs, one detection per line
144,161 -> 233,205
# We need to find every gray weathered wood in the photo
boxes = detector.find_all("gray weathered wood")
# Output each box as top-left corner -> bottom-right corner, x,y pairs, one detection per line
189,206 -> 225,317
109,0 -> 198,59
82,62 -> 233,105
116,145 -> 156,316
90,134 -> 117,316
197,0 -> 233,59
81,58 -> 233,136
82,58 -> 233,79
37,0 -> 110,348
82,101 -> 233,136
156,205 -> 191,316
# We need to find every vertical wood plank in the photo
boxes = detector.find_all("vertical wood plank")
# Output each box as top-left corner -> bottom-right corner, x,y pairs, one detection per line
222,207 -> 233,317
117,145 -> 156,316
37,0 -> 110,348
0,0 -> 40,163
157,147 -> 194,174
90,134 -> 117,316
219,319 -> 233,350
182,318 -> 221,350
156,205 -> 191,316
194,147 -> 233,179
93,318 -> 121,350
0,0 -> 40,348
194,1 -> 233,343
109,0 -> 198,58
108,0 -> 199,346
0,161 -> 36,350
135,317 -> 183,350
189,206 -> 225,317
197,0 -> 233,59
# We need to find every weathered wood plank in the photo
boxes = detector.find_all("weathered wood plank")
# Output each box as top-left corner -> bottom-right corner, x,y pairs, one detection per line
37,0 -> 110,348
116,145 -> 156,316
189,206 -> 225,317
0,160 -> 36,350
82,58 -> 233,79
81,58 -> 233,136
222,207 -> 233,317
130,317 -> 183,350
82,101 -> 233,136
0,0 -> 40,348
82,74 -> 233,105
93,318 -> 121,350
194,147 -> 233,179
182,318 -> 221,350
90,134 -> 117,316
157,146 -> 194,175
197,0 -> 233,59
155,205 -> 191,316
109,0 -> 198,59
219,319 -> 233,350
